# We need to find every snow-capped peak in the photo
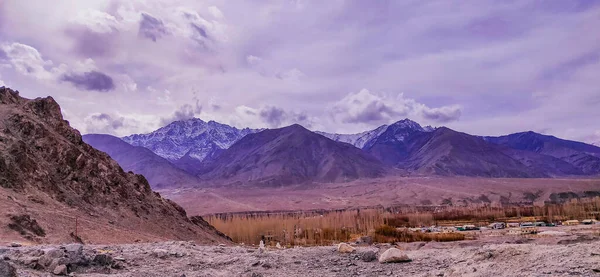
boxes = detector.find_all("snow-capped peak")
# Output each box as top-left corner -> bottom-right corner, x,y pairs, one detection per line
122,118 -> 261,162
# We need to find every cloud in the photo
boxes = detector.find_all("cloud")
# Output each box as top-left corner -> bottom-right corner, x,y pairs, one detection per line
421,105 -> 462,123
259,106 -> 286,127
208,6 -> 224,19
0,0 -> 599,141
61,71 -> 115,92
160,99 -> 202,126
84,113 -> 124,134
331,89 -> 462,125
70,9 -> 119,33
139,12 -> 168,42
256,105 -> 312,128
0,43 -> 56,80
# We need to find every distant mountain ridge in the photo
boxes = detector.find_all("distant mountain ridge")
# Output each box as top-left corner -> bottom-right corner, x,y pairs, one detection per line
199,124 -> 388,186
113,117 -> 600,185
122,118 -> 261,171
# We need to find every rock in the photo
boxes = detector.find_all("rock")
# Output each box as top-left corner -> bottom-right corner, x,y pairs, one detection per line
9,242 -> 21,248
152,249 -> 169,259
276,242 -> 283,249
356,236 -> 373,245
64,244 -> 83,256
259,240 -> 266,250
93,254 -> 113,266
0,260 -> 17,277
337,243 -> 356,253
361,251 -> 378,262
53,264 -> 68,275
378,248 -> 411,263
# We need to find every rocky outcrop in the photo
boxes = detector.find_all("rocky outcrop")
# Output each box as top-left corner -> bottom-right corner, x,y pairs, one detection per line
0,87 -> 229,244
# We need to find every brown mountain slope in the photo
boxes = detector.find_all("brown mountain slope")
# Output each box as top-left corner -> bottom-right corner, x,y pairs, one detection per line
200,124 -> 388,186
82,134 -> 201,189
0,87 -> 228,244
402,128 -> 545,177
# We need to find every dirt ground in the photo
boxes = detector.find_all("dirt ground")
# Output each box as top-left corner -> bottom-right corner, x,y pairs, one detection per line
161,177 -> 600,215
2,225 -> 599,277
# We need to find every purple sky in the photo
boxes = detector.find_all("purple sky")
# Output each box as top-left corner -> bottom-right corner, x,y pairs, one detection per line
0,0 -> 599,144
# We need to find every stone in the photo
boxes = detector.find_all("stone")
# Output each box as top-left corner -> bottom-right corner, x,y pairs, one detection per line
9,242 -> 21,248
152,249 -> 169,259
356,236 -> 373,245
276,242 -> 283,249
93,254 -> 113,266
64,244 -> 83,256
361,251 -> 378,262
337,243 -> 356,254
379,248 -> 411,263
0,260 -> 17,277
53,264 -> 68,275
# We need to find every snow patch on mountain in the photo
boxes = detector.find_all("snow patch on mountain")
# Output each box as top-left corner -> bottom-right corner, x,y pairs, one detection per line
122,118 -> 261,162
319,119 -> 434,149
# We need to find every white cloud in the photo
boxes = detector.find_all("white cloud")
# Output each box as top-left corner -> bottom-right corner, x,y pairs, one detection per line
331,89 -> 462,126
82,112 -> 159,136
0,43 -> 57,80
70,9 -> 120,33
208,6 -> 224,19
246,55 -> 262,66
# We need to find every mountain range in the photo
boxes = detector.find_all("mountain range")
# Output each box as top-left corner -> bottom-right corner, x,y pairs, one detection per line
85,116 -> 600,188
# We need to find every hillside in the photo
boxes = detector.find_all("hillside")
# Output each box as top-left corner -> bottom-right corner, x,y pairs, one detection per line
399,128 -> 544,177
485,132 -> 600,175
0,87 -> 228,244
199,124 -> 388,186
82,134 -> 201,188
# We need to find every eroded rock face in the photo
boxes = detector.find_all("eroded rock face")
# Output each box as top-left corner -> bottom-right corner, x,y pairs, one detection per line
0,87 -> 230,244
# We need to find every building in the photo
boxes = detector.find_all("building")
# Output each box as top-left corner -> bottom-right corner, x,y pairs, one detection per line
562,220 -> 580,226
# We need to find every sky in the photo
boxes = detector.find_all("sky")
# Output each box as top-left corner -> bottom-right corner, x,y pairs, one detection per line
0,0 -> 599,145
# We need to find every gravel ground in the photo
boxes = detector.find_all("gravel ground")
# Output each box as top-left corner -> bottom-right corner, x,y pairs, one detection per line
2,236 -> 600,277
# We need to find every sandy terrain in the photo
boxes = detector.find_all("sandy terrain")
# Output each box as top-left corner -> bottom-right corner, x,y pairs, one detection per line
1,225 -> 599,277
161,177 -> 600,215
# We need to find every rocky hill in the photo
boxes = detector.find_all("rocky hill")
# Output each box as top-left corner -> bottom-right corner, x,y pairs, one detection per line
0,87 -> 228,244
199,124 -> 388,186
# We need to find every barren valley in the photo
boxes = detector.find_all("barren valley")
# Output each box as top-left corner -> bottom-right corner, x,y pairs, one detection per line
161,177 -> 600,215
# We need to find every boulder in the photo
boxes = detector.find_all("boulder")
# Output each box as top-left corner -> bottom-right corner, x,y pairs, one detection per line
378,248 -> 411,263
361,251 -> 378,262
93,254 -> 113,266
337,243 -> 356,254
9,242 -> 21,248
152,249 -> 169,259
53,264 -> 68,275
0,260 -> 17,277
